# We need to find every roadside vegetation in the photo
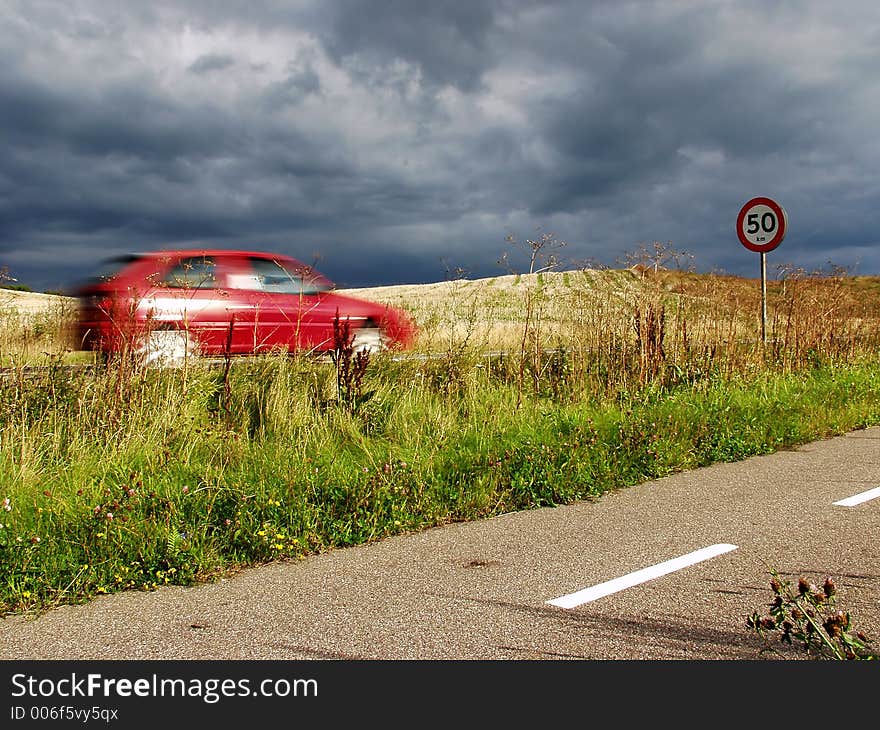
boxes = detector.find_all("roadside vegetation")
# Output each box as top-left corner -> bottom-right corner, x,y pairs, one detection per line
2,246 -> 880,617
748,570 -> 878,659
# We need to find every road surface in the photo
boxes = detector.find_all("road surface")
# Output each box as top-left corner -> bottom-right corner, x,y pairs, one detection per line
2,427 -> 878,660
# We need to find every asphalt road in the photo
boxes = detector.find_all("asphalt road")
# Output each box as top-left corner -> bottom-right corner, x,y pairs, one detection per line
2,427 -> 878,661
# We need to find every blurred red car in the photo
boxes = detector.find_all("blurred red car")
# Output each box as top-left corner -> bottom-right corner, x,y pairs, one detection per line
75,249 -> 416,364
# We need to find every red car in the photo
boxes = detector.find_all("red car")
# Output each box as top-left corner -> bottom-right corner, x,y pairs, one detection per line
75,249 -> 416,364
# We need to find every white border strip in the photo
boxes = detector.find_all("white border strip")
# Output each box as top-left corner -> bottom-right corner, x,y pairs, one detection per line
546,543 -> 738,609
833,486 -> 880,507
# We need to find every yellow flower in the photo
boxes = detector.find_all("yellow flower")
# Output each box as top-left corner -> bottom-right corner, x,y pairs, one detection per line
257,530 -> 267,537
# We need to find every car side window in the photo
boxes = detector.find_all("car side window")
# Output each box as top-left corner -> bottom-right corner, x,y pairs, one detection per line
158,257 -> 219,289
245,258 -> 321,295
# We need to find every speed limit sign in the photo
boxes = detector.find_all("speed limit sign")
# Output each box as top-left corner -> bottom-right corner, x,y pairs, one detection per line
736,197 -> 787,253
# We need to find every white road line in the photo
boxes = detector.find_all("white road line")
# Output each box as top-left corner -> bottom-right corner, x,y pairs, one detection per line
833,486 -> 880,507
546,543 -> 738,609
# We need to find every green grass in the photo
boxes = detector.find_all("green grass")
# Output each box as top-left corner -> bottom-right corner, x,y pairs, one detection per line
3,262 -> 880,615
2,350 -> 879,615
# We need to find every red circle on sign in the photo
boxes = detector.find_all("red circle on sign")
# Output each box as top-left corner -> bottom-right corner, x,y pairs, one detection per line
736,197 -> 787,253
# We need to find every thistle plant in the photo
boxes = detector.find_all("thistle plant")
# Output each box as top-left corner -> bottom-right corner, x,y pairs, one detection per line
747,570 -> 877,660
330,310 -> 371,411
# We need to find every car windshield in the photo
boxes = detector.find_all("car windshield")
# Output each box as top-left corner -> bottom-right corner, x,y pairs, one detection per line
157,256 -> 220,289
243,257 -> 331,295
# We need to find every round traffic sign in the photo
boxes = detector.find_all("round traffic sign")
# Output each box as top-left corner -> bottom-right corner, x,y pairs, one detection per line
736,197 -> 787,253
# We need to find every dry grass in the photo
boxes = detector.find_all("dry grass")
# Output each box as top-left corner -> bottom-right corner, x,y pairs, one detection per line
344,267 -> 880,371
0,289 -> 69,315
0,289 -> 79,363
4,265 -> 880,371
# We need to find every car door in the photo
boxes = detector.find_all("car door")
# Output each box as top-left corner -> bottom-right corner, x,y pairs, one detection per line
140,254 -> 251,355
237,256 -> 332,353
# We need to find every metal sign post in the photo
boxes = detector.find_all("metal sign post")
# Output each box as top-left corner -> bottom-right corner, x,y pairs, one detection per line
736,197 -> 787,346
760,251 -> 767,344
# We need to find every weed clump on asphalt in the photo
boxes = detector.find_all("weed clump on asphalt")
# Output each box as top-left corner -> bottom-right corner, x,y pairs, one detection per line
748,570 -> 878,660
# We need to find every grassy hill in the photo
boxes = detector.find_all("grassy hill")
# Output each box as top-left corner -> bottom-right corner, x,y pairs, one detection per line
3,266 -> 880,366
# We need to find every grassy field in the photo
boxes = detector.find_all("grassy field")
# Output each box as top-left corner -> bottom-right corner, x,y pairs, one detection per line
1,263 -> 879,616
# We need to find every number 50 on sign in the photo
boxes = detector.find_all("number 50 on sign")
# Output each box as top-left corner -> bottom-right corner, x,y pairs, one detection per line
736,197 -> 787,253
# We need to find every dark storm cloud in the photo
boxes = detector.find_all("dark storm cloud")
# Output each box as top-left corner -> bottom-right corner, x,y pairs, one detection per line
188,53 -> 236,74
318,0 -> 497,92
260,65 -> 323,110
1,0 -> 879,291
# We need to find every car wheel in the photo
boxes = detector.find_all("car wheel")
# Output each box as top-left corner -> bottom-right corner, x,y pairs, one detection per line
350,326 -> 384,354
137,328 -> 197,367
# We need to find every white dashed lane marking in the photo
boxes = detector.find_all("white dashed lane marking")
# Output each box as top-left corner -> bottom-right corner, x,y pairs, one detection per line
546,543 -> 739,609
833,486 -> 880,507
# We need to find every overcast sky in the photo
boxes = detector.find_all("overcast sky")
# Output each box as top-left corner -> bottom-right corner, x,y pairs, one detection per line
2,0 -> 879,292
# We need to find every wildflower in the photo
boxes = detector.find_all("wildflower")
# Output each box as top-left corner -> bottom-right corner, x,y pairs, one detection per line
106,512 -> 114,521
2,497 -> 10,511
96,532 -> 105,538
823,577 -> 836,598
824,611 -> 848,638
182,486 -> 190,494
257,530 -> 267,537
30,536 -> 40,544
